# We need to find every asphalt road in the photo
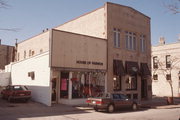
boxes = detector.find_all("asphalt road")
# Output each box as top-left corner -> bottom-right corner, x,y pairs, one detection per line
0,99 -> 180,120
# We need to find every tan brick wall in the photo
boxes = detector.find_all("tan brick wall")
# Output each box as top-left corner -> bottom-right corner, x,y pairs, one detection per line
55,7 -> 106,39
106,2 -> 151,99
51,29 -> 107,70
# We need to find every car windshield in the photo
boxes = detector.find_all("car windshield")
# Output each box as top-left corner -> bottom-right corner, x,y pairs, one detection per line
13,86 -> 28,91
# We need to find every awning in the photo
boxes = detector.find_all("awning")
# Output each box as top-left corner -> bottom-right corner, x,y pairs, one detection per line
140,63 -> 151,76
113,60 -> 125,76
125,61 -> 139,75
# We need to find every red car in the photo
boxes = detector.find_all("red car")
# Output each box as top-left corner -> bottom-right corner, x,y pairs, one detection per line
1,85 -> 31,102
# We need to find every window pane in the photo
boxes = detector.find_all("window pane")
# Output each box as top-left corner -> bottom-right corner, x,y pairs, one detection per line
129,36 -> 132,50
118,32 -> 120,47
133,37 -> 136,50
126,35 -> 128,49
114,31 -> 116,47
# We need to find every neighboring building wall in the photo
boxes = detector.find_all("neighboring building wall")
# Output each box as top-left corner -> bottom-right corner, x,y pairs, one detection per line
0,72 -> 11,86
55,7 -> 106,39
51,29 -> 107,70
152,42 -> 180,97
0,45 -> 14,70
16,31 -> 50,61
106,2 -> 151,100
11,52 -> 51,106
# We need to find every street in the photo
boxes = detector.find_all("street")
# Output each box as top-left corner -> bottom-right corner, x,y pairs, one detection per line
0,99 -> 180,120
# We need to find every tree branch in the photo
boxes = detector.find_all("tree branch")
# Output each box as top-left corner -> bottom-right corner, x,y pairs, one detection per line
0,0 -> 10,9
0,28 -> 21,32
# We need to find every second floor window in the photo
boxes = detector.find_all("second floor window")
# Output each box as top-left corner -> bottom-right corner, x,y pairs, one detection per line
166,74 -> 171,80
140,35 -> 146,52
153,56 -> 158,69
166,55 -> 171,68
113,28 -> 120,48
125,31 -> 136,50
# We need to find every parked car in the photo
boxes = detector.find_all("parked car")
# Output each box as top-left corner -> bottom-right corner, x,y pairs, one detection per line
86,93 -> 138,113
1,85 -> 31,102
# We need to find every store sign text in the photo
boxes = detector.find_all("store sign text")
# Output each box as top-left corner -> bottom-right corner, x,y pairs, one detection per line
76,60 -> 103,66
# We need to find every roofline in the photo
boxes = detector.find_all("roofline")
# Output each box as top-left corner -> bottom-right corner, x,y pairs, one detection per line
152,41 -> 180,47
106,2 -> 150,19
0,44 -> 14,47
54,6 -> 104,29
52,29 -> 107,41
17,30 -> 49,45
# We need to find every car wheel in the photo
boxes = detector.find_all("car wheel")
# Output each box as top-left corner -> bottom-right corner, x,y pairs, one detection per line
107,104 -> 114,113
94,107 -> 99,112
132,103 -> 138,111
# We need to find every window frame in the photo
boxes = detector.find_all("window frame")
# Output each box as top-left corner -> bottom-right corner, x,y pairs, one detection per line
126,75 -> 137,91
113,28 -> 120,48
125,31 -> 136,50
140,35 -> 146,53
166,74 -> 171,81
153,74 -> 158,80
153,56 -> 158,69
166,55 -> 171,68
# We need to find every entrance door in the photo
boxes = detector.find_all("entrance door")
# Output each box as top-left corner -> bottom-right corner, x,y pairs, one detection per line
51,78 -> 57,102
141,77 -> 147,99
60,72 -> 69,98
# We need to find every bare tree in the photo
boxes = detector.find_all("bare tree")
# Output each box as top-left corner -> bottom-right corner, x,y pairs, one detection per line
164,0 -> 180,14
0,0 -> 20,32
154,55 -> 180,104
0,0 -> 9,9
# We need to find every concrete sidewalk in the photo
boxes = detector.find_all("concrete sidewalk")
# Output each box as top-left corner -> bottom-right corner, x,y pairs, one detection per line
141,97 -> 180,109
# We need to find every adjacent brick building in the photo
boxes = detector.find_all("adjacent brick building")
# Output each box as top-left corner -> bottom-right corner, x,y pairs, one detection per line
0,40 -> 14,70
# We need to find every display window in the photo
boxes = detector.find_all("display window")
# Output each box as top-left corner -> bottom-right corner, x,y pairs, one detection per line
71,72 -> 105,98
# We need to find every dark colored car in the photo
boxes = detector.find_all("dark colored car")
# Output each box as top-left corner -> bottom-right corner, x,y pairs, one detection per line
86,93 -> 138,113
1,85 -> 31,102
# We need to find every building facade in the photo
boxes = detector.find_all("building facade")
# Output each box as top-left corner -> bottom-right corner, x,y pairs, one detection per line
152,38 -> 180,97
11,2 -> 151,106
0,40 -> 14,71
56,2 -> 152,100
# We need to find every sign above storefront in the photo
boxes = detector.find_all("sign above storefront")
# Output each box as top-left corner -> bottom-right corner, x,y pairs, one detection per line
76,60 -> 103,66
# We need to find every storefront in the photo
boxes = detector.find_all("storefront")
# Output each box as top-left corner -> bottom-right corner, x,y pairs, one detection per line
51,69 -> 106,105
50,30 -> 107,105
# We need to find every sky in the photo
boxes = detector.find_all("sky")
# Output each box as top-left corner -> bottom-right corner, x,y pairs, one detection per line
0,0 -> 179,46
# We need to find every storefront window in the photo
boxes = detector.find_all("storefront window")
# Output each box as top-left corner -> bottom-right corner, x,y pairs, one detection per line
126,75 -> 137,90
71,72 -> 105,98
113,75 -> 121,91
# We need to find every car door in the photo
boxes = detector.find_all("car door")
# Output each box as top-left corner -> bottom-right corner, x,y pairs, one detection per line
119,94 -> 132,108
112,94 -> 126,108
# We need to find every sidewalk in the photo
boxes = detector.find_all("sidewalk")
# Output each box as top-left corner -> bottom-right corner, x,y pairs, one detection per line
141,96 -> 180,109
